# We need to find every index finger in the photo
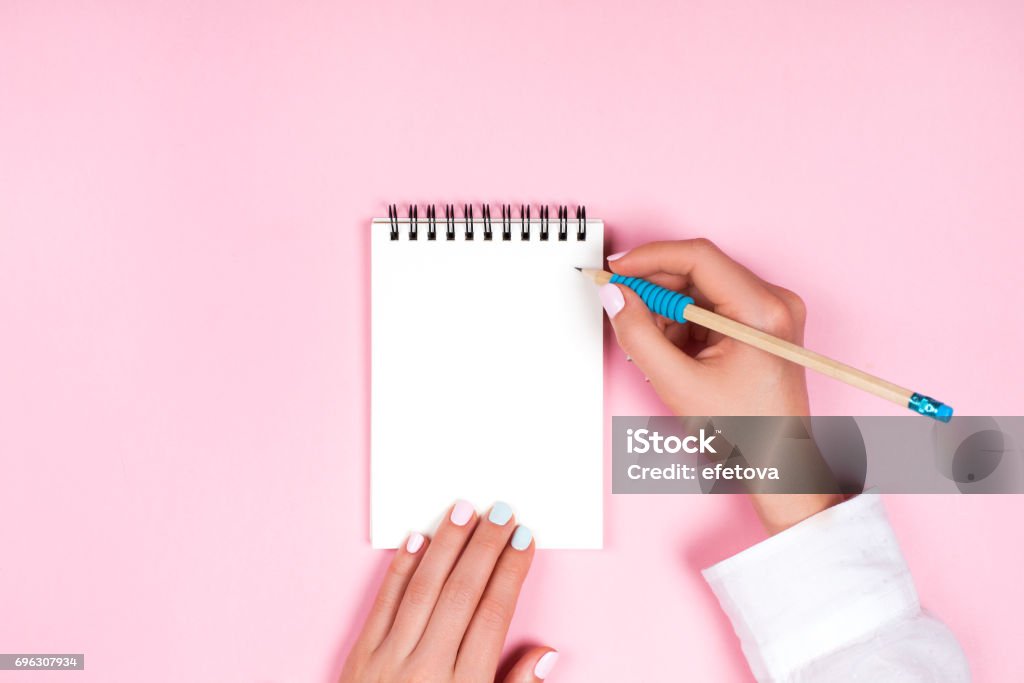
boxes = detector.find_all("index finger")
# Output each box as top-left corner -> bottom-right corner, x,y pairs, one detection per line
608,239 -> 775,317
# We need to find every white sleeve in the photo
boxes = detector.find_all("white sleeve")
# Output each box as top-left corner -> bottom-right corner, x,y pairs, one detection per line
701,493 -> 970,683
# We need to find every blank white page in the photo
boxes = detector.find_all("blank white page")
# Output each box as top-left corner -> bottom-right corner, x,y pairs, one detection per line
370,217 -> 604,549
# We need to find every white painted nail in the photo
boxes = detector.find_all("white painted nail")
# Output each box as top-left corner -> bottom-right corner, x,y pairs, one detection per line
450,500 -> 474,526
534,651 -> 559,679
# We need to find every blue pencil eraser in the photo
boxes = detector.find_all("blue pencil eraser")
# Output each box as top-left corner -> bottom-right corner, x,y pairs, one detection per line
909,392 -> 954,422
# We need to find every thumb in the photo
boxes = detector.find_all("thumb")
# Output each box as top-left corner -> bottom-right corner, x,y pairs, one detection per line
599,283 -> 700,388
502,647 -> 560,682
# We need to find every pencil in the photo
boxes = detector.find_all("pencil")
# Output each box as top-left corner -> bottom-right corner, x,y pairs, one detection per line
578,268 -> 953,422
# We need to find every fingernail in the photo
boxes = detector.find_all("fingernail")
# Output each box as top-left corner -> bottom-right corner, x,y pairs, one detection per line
489,501 -> 513,526
607,250 -> 628,261
534,651 -> 559,679
406,532 -> 424,553
450,500 -> 474,526
511,525 -> 533,551
599,283 -> 625,319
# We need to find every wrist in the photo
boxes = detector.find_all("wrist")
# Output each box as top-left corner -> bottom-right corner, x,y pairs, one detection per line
751,492 -> 843,535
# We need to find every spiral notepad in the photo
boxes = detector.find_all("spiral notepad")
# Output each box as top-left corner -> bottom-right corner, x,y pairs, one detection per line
371,204 -> 604,549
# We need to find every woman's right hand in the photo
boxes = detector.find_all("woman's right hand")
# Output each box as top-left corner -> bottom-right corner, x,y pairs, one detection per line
599,238 -> 811,417
599,239 -> 841,532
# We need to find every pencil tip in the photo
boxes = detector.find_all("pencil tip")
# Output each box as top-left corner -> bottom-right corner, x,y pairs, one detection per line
574,266 -> 582,271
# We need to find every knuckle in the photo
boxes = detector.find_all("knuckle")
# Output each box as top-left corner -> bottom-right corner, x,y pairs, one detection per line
431,533 -> 468,557
612,325 -> 633,351
387,557 -> 415,582
497,558 -> 528,584
690,237 -> 719,253
436,528 -> 467,549
760,299 -> 797,337
790,295 -> 807,321
375,586 -> 401,614
474,595 -> 512,630
443,578 -> 478,610
778,287 -> 807,320
614,322 -> 645,353
476,533 -> 506,554
403,578 -> 435,609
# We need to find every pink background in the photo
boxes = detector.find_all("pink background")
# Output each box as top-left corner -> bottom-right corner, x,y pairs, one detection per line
2,1 -> 1024,681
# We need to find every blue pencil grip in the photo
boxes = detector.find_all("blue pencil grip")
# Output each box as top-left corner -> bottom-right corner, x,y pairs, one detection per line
609,274 -> 695,323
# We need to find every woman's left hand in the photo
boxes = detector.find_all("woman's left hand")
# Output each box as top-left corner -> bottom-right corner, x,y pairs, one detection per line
340,501 -> 558,682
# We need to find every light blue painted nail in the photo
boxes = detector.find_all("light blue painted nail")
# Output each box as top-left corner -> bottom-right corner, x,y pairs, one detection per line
489,501 -> 513,526
511,526 -> 533,551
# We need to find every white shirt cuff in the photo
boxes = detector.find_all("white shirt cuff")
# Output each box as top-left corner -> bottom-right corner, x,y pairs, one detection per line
701,493 -> 920,682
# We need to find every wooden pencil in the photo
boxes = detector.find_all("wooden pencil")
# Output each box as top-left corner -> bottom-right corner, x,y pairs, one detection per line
579,268 -> 953,421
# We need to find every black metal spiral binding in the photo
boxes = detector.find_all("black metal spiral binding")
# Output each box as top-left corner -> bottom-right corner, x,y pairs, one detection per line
464,204 -> 474,240
445,204 -> 456,240
482,205 -> 493,240
501,205 -> 512,241
388,204 -> 400,240
387,204 -> 588,241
